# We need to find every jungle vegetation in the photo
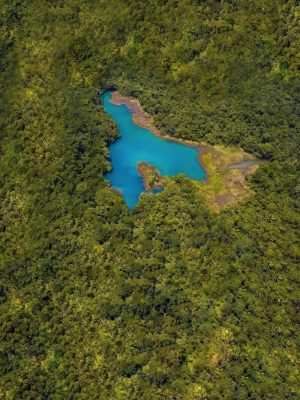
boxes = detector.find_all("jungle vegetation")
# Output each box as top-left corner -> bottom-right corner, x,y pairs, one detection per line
0,1 -> 299,399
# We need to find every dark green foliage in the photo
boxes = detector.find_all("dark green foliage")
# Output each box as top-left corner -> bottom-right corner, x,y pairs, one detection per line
0,1 -> 299,399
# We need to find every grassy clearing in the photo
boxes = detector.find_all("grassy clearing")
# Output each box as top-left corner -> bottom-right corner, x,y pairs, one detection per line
195,144 -> 259,212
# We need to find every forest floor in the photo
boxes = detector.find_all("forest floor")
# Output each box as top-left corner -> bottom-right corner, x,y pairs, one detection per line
109,91 -> 260,212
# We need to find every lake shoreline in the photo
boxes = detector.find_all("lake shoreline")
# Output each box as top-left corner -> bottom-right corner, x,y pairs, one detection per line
109,91 -> 211,175
106,90 -> 260,211
109,91 -> 258,177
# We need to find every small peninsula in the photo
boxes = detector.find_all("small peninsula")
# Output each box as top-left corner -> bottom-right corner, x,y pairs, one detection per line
137,162 -> 165,192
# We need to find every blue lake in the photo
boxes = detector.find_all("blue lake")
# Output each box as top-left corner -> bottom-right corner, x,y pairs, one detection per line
103,91 -> 206,208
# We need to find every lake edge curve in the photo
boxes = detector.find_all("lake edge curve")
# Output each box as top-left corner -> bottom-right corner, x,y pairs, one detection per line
103,89 -> 260,212
109,91 -> 209,178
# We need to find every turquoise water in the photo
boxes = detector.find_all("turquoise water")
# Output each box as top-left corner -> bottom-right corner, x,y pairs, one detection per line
103,91 -> 206,208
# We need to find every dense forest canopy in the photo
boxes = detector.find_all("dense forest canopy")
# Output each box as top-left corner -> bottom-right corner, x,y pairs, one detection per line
0,0 -> 299,399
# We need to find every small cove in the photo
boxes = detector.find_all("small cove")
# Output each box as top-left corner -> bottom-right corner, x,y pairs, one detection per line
103,91 -> 206,208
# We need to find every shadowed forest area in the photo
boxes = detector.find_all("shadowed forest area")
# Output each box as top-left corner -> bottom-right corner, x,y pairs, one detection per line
0,1 -> 299,399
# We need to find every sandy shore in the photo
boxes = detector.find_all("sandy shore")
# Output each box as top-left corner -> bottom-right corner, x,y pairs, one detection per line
110,91 -> 160,135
